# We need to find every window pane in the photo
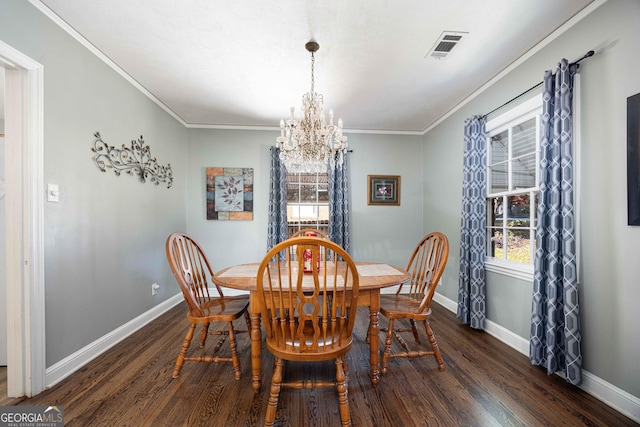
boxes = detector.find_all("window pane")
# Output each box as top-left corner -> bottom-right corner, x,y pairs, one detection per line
506,228 -> 531,264
485,100 -> 541,267
286,183 -> 299,202
319,205 -> 329,221
512,153 -> 536,189
490,130 -> 508,164
287,205 -> 301,222
287,172 -> 329,237
506,194 -> 530,226
489,228 -> 503,259
512,117 -> 536,158
299,205 -> 317,219
490,163 -> 508,193
300,184 -> 317,202
488,197 -> 504,227
317,184 -> 329,202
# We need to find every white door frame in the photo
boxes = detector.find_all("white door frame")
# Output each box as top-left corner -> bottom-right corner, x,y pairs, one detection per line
0,40 -> 45,397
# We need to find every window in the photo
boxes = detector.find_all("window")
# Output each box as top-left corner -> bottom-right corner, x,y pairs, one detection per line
485,96 -> 541,277
286,172 -> 329,237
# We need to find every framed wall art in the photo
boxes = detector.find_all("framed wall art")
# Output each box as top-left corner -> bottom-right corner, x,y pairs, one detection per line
367,175 -> 400,206
628,93 -> 640,225
206,167 -> 253,220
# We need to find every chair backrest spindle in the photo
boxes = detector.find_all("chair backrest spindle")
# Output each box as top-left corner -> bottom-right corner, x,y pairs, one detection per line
257,236 -> 359,357
166,233 -> 225,317
398,232 -> 449,312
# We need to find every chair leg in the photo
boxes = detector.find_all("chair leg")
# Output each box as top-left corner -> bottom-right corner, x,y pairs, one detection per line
409,319 -> 421,343
423,320 -> 445,371
227,321 -> 242,380
335,357 -> 352,427
173,323 -> 196,378
382,318 -> 395,375
244,310 -> 251,331
341,355 -> 349,381
265,357 -> 284,427
199,323 -> 210,347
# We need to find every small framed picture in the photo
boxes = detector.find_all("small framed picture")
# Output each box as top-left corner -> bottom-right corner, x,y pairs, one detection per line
367,175 -> 400,206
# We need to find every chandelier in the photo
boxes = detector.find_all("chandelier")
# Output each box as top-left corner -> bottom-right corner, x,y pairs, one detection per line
276,41 -> 348,173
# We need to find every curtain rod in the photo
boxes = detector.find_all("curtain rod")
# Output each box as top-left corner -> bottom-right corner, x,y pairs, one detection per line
483,50 -> 594,119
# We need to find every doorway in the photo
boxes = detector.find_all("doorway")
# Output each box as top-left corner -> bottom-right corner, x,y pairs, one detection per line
1,66 -> 7,369
0,40 -> 45,398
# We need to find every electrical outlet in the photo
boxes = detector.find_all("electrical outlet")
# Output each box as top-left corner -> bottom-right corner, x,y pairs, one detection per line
151,283 -> 159,296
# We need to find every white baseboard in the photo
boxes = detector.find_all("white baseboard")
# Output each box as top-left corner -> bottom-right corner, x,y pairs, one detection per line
432,292 -> 640,423
43,289 -> 639,423
45,293 -> 183,388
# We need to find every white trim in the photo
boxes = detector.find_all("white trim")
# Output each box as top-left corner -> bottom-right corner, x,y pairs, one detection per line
27,0 -> 188,128
45,293 -> 183,388
581,371 -> 640,423
185,123 -> 423,135
422,0 -> 608,134
484,94 -> 542,277
485,316 -> 530,356
27,1 -> 606,137
485,96 -> 543,132
432,292 -> 457,312
1,39 -> 45,398
27,0 -> 422,137
335,128 -> 422,136
433,292 -> 640,423
484,258 -> 534,282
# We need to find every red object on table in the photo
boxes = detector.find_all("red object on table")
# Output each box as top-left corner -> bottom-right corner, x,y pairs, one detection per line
302,232 -> 320,273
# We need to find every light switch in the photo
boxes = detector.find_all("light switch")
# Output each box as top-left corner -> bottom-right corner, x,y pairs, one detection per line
47,183 -> 60,202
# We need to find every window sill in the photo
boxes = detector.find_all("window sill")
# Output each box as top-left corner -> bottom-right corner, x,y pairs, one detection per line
485,258 -> 533,282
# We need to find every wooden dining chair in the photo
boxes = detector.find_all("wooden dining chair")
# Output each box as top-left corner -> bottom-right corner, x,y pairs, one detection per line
379,232 -> 449,374
165,232 -> 250,380
256,237 -> 360,427
288,228 -> 332,266
289,228 -> 329,239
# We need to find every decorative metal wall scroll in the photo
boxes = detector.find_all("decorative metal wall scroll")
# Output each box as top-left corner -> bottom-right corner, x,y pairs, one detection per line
91,132 -> 173,188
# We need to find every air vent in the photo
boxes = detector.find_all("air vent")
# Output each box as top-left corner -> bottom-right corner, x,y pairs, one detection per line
426,31 -> 468,59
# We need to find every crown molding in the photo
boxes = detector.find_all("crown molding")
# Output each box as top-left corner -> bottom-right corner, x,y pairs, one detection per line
28,0 -> 189,128
421,0 -> 608,135
29,0 -> 607,137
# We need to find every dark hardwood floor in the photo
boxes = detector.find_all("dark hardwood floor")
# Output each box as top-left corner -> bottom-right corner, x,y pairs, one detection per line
3,303 -> 637,426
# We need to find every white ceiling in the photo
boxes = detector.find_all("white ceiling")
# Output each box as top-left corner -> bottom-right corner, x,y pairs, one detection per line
31,0 -> 594,133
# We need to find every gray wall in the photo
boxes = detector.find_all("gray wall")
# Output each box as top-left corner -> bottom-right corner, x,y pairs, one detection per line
2,0 -> 638,409
186,129 -> 424,273
0,0 -> 188,366
423,0 -> 640,399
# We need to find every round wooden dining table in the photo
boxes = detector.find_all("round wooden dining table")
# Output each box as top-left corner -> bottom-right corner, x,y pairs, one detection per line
216,261 -> 410,393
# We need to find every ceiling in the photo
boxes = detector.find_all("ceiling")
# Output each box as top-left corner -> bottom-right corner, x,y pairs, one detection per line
31,0 -> 595,133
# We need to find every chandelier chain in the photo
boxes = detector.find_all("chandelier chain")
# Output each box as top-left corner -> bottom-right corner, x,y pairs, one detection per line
310,51 -> 315,95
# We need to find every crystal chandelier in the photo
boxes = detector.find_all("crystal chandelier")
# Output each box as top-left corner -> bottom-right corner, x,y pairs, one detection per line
276,41 -> 348,173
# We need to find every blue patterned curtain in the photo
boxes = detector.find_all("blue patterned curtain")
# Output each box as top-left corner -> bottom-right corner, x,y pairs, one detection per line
457,116 -> 487,330
328,151 -> 350,253
267,147 -> 289,250
530,59 -> 582,385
